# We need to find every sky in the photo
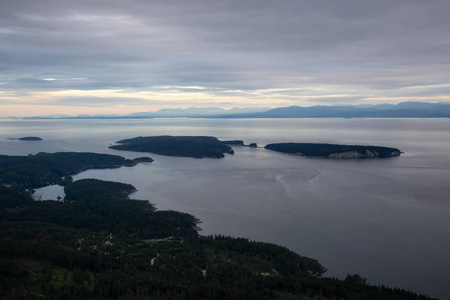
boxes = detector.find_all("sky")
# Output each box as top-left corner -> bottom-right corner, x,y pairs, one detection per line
1,0 -> 450,117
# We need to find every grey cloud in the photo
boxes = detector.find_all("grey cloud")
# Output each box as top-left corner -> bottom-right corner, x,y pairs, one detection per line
1,0 -> 450,105
309,97 -> 363,104
46,96 -> 163,107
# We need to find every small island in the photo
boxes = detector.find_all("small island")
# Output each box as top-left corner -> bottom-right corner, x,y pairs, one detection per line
19,136 -> 43,141
109,135 -> 235,158
222,140 -> 245,145
265,143 -> 401,158
7,136 -> 43,141
222,140 -> 258,147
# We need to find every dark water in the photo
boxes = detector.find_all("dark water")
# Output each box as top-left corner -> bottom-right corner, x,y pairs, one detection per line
1,118 -> 449,299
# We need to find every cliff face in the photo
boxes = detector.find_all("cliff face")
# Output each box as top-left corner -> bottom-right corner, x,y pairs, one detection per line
328,149 -> 401,159
328,151 -> 366,159
327,149 -> 401,159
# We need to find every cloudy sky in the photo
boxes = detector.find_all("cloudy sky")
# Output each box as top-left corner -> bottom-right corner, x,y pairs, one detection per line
1,0 -> 450,116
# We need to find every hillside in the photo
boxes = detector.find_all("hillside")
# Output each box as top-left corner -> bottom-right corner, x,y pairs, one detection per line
0,183 -> 436,300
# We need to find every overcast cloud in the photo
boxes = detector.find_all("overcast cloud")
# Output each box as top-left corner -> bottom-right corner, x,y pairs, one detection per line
1,0 -> 450,116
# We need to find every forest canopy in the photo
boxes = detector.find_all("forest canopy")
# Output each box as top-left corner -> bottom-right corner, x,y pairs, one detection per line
0,152 -> 152,188
109,136 -> 234,158
0,182 -> 435,300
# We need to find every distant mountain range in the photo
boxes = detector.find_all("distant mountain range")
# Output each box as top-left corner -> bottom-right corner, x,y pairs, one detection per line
252,102 -> 450,118
127,107 -> 270,117
20,101 -> 450,119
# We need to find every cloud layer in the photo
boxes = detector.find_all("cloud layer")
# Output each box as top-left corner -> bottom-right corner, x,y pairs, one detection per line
1,0 -> 450,116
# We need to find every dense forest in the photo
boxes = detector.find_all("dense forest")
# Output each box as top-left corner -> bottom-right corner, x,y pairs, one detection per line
0,150 -> 434,299
265,143 -> 401,158
0,152 -> 152,188
0,177 -> 436,299
109,136 -> 235,158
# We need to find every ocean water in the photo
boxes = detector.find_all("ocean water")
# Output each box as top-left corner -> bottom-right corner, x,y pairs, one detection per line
1,118 -> 449,299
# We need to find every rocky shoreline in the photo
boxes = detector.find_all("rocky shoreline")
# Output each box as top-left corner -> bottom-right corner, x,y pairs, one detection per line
265,143 -> 401,159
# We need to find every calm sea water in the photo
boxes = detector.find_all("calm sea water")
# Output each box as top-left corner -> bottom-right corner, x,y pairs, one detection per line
1,118 -> 449,299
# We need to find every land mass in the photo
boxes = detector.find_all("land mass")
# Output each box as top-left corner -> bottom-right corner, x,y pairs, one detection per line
265,143 -> 401,158
222,140 -> 245,145
7,137 -> 43,141
252,102 -> 450,118
0,152 -> 153,188
109,136 -> 234,158
20,101 -> 450,119
0,179 -> 435,300
222,140 -> 258,147
19,136 -> 43,141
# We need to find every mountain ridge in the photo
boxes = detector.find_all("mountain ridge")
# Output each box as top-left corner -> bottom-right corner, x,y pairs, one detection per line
15,101 -> 450,119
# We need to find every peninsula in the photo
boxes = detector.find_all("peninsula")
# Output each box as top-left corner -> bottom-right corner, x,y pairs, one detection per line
0,152 -> 152,188
109,135 -> 235,158
0,178 -> 434,300
265,143 -> 401,158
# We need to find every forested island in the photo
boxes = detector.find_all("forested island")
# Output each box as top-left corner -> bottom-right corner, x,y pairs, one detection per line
109,136 -> 235,158
0,152 -> 152,188
222,140 -> 258,147
265,143 -> 401,159
7,137 -> 43,141
19,136 -> 43,141
222,140 -> 245,145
